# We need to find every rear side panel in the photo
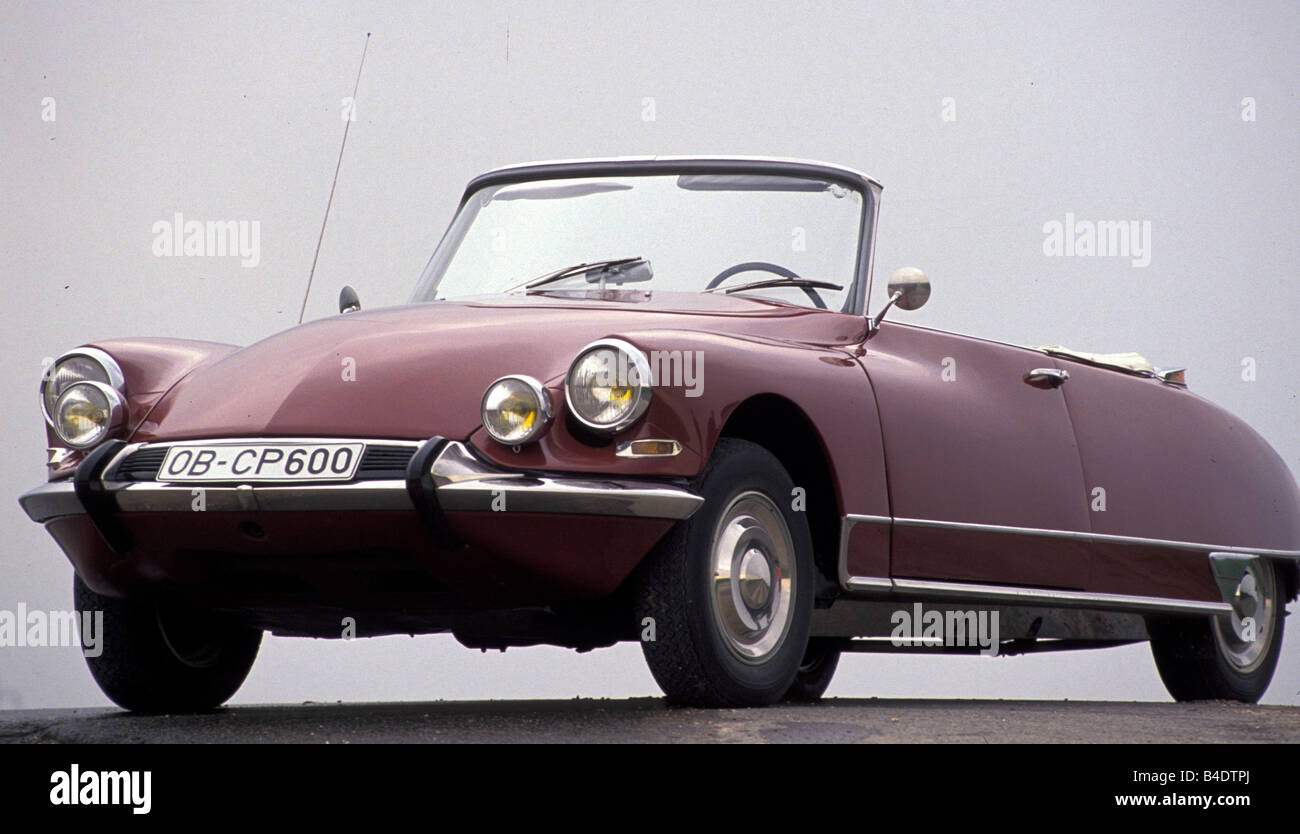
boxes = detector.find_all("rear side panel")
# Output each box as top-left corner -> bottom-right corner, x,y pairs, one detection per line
1058,359 -> 1300,601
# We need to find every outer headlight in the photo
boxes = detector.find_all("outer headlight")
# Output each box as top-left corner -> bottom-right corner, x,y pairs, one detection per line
565,339 -> 653,434
52,381 -> 126,449
41,347 -> 126,426
481,375 -> 553,445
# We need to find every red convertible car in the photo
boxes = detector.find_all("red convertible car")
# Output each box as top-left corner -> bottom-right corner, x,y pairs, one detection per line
20,157 -> 1300,710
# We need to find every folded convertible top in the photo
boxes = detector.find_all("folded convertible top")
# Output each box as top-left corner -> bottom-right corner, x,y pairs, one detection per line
1034,345 -> 1155,375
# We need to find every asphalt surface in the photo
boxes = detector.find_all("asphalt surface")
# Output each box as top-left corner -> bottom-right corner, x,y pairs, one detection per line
1,698 -> 1297,743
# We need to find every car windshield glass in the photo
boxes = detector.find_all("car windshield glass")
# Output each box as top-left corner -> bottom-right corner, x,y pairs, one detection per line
411,172 -> 864,310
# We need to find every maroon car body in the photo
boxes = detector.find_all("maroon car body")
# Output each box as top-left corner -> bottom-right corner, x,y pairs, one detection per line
21,157 -> 1300,709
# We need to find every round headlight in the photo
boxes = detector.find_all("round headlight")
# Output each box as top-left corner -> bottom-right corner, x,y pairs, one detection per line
41,348 -> 125,426
481,375 -> 553,445
52,381 -> 126,449
565,339 -> 653,433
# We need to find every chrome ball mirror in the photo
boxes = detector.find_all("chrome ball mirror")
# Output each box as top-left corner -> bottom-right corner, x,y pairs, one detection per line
887,267 -> 931,311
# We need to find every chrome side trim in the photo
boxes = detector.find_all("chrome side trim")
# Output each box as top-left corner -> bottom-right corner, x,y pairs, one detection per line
890,579 -> 1231,616
429,442 -> 702,520
891,516 -> 1300,560
832,513 -> 1278,614
837,514 -> 893,591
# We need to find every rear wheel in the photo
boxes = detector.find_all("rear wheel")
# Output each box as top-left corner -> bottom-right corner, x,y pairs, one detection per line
635,438 -> 815,707
1148,558 -> 1284,703
75,574 -> 263,713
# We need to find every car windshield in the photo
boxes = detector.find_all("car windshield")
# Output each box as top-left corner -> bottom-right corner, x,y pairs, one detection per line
411,172 -> 865,311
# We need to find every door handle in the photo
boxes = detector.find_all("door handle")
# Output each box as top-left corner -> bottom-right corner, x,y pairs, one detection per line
1025,368 -> 1069,387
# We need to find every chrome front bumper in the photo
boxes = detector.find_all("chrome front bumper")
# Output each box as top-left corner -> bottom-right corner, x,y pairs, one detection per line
19,439 -> 704,524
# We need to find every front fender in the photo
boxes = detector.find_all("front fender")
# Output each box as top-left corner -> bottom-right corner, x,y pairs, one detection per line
46,338 -> 238,479
468,328 -> 891,522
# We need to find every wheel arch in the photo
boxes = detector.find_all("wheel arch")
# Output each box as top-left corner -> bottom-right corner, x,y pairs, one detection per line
715,394 -> 843,588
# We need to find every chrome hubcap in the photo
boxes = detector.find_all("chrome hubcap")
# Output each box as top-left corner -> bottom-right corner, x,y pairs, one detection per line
709,491 -> 795,664
1212,561 -> 1275,672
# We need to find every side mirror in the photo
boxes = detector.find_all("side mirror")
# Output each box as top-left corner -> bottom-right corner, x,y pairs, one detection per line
339,285 -> 361,314
887,267 -> 931,311
870,268 -> 931,332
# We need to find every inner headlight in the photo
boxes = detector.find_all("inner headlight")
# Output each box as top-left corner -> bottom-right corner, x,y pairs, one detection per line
41,348 -> 125,426
52,382 -> 126,449
565,339 -> 653,433
481,375 -> 553,445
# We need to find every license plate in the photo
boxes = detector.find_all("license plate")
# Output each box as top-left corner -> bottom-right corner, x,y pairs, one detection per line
157,442 -> 365,483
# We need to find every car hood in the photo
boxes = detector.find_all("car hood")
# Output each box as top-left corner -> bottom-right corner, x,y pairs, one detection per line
130,292 -> 863,443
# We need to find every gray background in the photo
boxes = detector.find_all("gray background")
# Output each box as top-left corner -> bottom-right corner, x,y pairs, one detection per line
1,0 -> 1296,709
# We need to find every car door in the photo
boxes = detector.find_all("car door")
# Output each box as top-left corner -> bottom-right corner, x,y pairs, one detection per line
861,322 -> 1093,590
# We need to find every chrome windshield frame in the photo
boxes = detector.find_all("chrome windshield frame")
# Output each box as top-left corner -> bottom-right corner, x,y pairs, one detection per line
414,157 -> 881,317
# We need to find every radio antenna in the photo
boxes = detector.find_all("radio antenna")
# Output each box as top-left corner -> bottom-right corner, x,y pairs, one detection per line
298,32 -> 371,324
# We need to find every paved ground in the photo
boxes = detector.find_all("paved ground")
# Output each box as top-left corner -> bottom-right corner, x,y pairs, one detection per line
1,698 -> 1297,743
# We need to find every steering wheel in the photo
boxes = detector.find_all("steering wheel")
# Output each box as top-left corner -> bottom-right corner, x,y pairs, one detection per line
705,261 -> 828,309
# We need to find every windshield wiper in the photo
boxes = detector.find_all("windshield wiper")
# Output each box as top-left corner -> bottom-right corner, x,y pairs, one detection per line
503,257 -> 652,294
706,277 -> 843,295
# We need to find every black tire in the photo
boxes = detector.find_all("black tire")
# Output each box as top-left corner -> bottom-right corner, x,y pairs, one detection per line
1147,559 -> 1285,703
784,638 -> 841,703
75,573 -> 263,713
634,438 -> 815,707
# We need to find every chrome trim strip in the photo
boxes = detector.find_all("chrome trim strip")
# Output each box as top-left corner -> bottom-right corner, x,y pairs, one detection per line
833,513 -> 1278,613
892,516 -> 1300,560
858,181 -> 882,319
890,578 -> 1231,616
429,442 -> 702,520
837,513 -> 893,591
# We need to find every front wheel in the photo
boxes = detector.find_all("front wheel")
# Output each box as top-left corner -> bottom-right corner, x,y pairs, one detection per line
1147,558 -> 1285,703
783,638 -> 842,702
75,574 -> 263,713
634,438 -> 815,707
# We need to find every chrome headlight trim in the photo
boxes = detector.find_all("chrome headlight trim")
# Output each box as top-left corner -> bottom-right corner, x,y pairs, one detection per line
40,347 -> 126,428
51,380 -> 127,449
564,338 -> 654,434
480,374 -> 554,445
